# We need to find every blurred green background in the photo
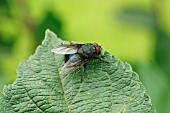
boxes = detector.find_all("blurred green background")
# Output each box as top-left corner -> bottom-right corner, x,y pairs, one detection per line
0,0 -> 170,112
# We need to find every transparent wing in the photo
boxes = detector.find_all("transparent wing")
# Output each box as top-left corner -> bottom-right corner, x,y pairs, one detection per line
60,54 -> 88,75
51,44 -> 82,54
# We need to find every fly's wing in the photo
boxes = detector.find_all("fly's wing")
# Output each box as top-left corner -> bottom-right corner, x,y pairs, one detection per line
51,44 -> 82,54
60,54 -> 88,75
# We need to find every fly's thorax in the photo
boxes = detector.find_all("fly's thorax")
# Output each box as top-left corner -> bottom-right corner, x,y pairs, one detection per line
78,44 -> 97,58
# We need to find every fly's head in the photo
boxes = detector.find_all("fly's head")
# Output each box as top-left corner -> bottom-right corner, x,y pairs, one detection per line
93,43 -> 102,56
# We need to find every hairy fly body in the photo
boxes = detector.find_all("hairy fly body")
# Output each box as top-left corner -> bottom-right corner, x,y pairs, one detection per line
51,43 -> 101,75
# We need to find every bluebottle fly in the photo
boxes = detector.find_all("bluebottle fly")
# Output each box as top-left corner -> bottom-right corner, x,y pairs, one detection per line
51,43 -> 102,75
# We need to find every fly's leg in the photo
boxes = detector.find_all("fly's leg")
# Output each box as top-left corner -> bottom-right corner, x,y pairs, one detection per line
81,64 -> 86,83
81,67 -> 84,83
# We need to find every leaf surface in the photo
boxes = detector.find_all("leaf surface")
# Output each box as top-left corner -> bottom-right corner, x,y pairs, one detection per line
0,30 -> 156,113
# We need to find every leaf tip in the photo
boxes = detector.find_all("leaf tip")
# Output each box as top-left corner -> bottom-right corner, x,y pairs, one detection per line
45,28 -> 51,33
45,29 -> 59,38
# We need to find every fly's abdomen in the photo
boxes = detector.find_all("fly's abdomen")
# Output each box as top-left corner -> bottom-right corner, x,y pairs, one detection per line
65,54 -> 75,62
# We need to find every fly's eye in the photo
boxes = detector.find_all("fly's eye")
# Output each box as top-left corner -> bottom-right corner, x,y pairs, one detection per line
93,43 -> 101,55
96,46 -> 101,55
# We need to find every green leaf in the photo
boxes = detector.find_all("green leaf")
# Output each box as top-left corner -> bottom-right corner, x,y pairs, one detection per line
0,30 -> 156,113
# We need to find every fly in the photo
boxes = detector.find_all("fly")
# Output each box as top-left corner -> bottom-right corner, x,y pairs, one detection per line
51,43 -> 102,75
